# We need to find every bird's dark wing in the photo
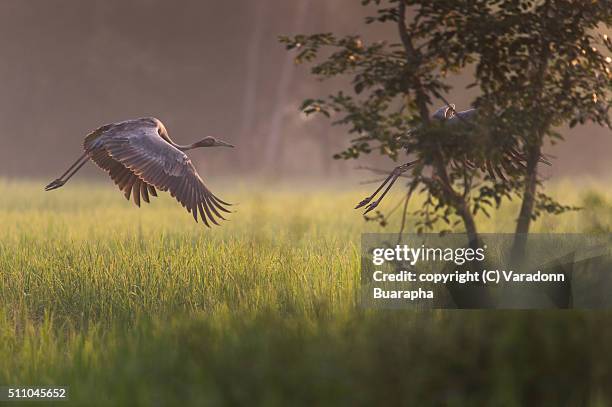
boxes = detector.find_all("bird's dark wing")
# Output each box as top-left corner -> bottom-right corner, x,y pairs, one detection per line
96,121 -> 230,226
87,146 -> 158,207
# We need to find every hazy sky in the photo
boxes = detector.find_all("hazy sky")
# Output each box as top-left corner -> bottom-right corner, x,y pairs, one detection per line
0,0 -> 609,179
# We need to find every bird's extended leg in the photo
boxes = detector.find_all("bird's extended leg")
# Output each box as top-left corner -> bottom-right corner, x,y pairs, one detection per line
355,160 -> 418,214
45,153 -> 89,191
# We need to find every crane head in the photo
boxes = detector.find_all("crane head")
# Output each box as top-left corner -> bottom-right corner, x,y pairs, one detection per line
195,137 -> 235,148
432,104 -> 455,121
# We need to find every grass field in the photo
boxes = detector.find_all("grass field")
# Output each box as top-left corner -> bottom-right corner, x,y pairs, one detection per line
1,178 -> 612,406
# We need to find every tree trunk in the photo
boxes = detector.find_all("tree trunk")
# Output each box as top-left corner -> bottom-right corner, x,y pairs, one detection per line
512,141 -> 541,258
511,0 -> 551,259
239,0 -> 268,171
458,200 -> 479,248
263,0 -> 311,173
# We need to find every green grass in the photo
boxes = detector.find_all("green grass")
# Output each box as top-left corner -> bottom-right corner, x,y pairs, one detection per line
1,178 -> 612,406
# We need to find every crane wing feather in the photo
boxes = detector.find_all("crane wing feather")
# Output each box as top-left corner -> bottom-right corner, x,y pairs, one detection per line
88,143 -> 157,206
96,120 -> 229,227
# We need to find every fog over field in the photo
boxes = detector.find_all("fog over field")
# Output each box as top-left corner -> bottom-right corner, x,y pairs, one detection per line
0,0 -> 610,180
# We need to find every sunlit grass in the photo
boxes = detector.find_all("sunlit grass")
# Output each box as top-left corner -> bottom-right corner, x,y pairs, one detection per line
1,178 -> 611,405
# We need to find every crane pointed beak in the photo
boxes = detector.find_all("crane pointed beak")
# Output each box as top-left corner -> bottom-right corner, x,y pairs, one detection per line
214,139 -> 234,148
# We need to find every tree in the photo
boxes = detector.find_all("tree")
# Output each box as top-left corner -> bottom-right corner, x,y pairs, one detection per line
444,0 -> 612,256
238,0 -> 269,172
280,0 -> 527,248
264,0 -> 312,173
281,0 -> 611,248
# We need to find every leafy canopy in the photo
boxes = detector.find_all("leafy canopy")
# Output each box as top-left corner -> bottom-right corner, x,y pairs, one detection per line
280,0 -> 610,231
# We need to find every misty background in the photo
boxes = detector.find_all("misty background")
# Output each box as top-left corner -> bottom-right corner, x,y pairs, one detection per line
0,0 -> 610,181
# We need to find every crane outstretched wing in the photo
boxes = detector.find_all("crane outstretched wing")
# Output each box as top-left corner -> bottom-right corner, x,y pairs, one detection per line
89,120 -> 230,227
88,146 -> 158,207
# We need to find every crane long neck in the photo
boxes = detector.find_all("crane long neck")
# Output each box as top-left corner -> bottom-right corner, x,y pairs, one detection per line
176,143 -> 198,151
159,129 -> 197,151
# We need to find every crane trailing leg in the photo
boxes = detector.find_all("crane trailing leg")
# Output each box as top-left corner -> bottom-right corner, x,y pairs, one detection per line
355,160 -> 418,214
45,152 -> 89,191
